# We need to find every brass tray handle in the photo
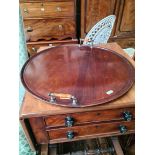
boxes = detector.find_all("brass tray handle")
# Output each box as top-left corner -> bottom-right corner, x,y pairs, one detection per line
48,92 -> 78,105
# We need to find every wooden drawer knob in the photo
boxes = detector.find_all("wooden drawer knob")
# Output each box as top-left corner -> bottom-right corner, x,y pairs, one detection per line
56,6 -> 62,12
26,26 -> 33,32
41,7 -> 45,11
119,125 -> 128,134
32,47 -> 37,52
23,8 -> 29,14
40,3 -> 45,11
123,111 -> 132,121
58,25 -> 63,30
65,116 -> 74,127
66,131 -> 74,139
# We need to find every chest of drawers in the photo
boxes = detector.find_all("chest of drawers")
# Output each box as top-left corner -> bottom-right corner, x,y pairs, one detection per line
19,43 -> 135,151
28,107 -> 134,144
20,1 -> 75,18
20,0 -> 78,56
80,0 -> 135,48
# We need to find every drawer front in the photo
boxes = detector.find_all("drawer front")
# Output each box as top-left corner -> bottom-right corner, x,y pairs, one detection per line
116,39 -> 135,48
27,39 -> 78,56
109,38 -> 135,48
24,18 -> 76,41
20,1 -> 75,18
47,121 -> 135,140
45,108 -> 135,128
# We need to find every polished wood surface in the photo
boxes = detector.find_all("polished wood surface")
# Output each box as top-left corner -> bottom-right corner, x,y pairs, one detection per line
20,84 -> 134,118
27,39 -> 78,56
115,0 -> 135,37
47,121 -> 134,140
109,38 -> 135,49
29,117 -> 49,143
24,18 -> 76,41
44,107 -> 134,128
29,116 -> 134,144
111,0 -> 135,48
81,0 -> 116,37
20,1 -> 75,18
21,44 -> 134,107
20,119 -> 36,150
81,0 -> 135,48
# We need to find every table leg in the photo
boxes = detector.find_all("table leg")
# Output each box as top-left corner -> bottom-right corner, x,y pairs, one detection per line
49,144 -> 57,155
41,144 -> 48,155
111,137 -> 124,155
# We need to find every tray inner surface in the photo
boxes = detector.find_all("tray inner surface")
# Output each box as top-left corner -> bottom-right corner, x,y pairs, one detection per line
21,45 -> 135,107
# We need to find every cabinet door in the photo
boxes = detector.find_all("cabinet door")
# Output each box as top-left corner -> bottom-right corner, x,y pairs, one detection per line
115,0 -> 135,37
81,0 -> 116,38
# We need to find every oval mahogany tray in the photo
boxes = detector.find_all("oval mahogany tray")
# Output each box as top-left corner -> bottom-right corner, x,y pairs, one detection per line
21,45 -> 135,108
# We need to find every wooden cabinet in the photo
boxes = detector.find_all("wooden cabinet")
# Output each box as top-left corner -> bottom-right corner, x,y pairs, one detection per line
20,0 -> 135,57
20,0 -> 77,57
81,0 -> 135,48
115,0 -> 135,37
28,107 -> 134,143
81,0 -> 116,38
29,116 -> 134,143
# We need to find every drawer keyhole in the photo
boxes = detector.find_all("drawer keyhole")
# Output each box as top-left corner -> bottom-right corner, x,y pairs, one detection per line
96,112 -> 101,116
